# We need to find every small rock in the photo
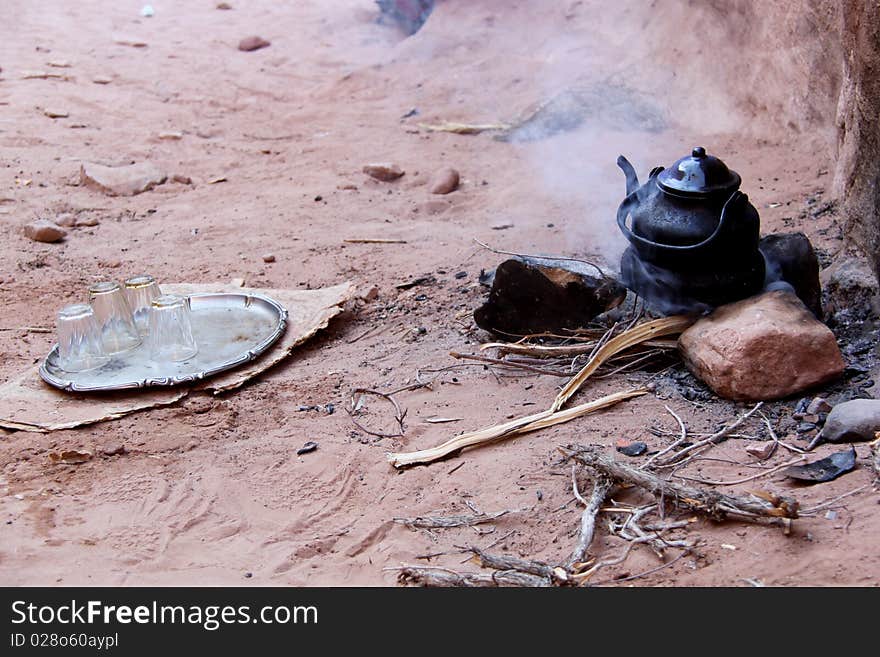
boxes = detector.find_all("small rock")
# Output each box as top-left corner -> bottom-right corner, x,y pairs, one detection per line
616,440 -> 647,457
99,260 -> 122,269
785,447 -> 856,483
818,398 -> 880,444
363,285 -> 380,302
77,216 -> 100,227
47,60 -> 72,68
113,35 -> 148,48
140,5 -> 155,17
23,219 -> 66,243
821,255 -> 879,317
171,174 -> 192,184
80,161 -> 166,196
158,131 -> 183,140
491,222 -> 514,230
43,108 -> 69,119
217,2 -> 233,9
745,442 -> 775,460
678,290 -> 845,401
54,212 -> 77,227
807,397 -> 833,415
429,167 -> 460,194
454,271 -> 467,279
796,422 -> 818,434
759,233 -> 822,317
297,441 -> 318,455
92,75 -> 113,85
101,444 -> 126,456
802,413 -> 820,424
238,36 -> 271,52
363,163 -> 404,182
262,254 -> 276,263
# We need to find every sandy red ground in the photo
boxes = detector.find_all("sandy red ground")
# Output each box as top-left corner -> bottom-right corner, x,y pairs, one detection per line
0,1 -> 877,586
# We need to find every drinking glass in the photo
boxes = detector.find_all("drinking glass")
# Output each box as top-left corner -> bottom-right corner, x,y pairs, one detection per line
55,303 -> 110,372
124,274 -> 162,335
147,294 -> 198,362
88,281 -> 142,354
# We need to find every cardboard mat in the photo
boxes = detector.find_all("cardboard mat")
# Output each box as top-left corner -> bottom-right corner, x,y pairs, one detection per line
0,281 -> 355,432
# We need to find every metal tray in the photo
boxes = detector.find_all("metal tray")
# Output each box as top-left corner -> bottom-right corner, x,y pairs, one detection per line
39,293 -> 288,392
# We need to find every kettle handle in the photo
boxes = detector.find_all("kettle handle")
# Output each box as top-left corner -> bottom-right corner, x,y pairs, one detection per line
617,189 -> 744,253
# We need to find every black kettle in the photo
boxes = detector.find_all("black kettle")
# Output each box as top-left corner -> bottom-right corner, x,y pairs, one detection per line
616,147 -> 761,269
615,147 -> 765,312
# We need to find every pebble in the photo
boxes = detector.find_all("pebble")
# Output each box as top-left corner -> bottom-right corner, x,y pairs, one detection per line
101,444 -> 126,456
43,108 -> 69,119
806,397 -> 833,415
23,219 -> 66,243
54,212 -> 77,227
80,161 -> 167,196
616,440 -> 647,457
363,163 -> 404,182
429,167 -> 460,194
796,422 -> 817,434
171,174 -> 192,184
92,76 -> 113,85
262,254 -> 276,263
158,131 -> 183,140
77,216 -> 100,227
297,441 -> 318,455
745,442 -> 775,460
217,2 -> 233,9
238,36 -> 271,52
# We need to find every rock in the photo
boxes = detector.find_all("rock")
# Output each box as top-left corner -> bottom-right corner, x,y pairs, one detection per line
77,216 -> 100,227
759,232 -> 822,317
113,35 -> 148,48
80,161 -> 166,196
429,167 -> 460,194
616,440 -> 647,457
806,397 -> 833,415
474,257 -> 626,336
92,75 -> 113,85
820,255 -> 879,316
217,2 -> 233,9
678,290 -> 845,401
54,212 -> 77,227
100,444 -> 126,456
238,36 -> 271,52
23,219 -> 66,243
363,163 -> 404,181
158,131 -> 183,140
262,254 -> 276,263
171,174 -> 192,184
745,442 -> 776,460
43,108 -> 69,119
818,398 -> 880,444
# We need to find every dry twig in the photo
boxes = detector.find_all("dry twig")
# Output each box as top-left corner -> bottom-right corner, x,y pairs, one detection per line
562,445 -> 800,520
394,509 -> 514,529
567,468 -> 613,569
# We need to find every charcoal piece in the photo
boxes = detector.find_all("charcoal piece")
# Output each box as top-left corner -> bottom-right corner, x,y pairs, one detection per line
760,233 -> 822,317
473,258 -> 626,336
784,447 -> 856,483
616,441 -> 648,457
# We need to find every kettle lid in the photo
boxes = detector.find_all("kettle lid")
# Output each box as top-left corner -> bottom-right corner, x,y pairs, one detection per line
657,146 -> 741,198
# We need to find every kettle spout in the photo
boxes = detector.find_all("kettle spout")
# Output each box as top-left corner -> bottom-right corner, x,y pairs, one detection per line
617,155 -> 639,197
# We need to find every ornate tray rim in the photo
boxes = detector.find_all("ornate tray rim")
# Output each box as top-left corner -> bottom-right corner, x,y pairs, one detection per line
38,292 -> 288,392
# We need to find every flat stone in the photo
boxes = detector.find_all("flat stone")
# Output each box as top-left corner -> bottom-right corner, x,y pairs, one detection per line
679,290 -> 845,401
76,216 -> 100,227
819,398 -> 880,443
23,219 -> 66,243
92,76 -> 113,85
80,161 -> 166,196
429,167 -> 460,194
262,254 -> 276,263
238,36 -> 271,52
363,163 -> 404,182
806,397 -> 833,415
43,108 -> 69,119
